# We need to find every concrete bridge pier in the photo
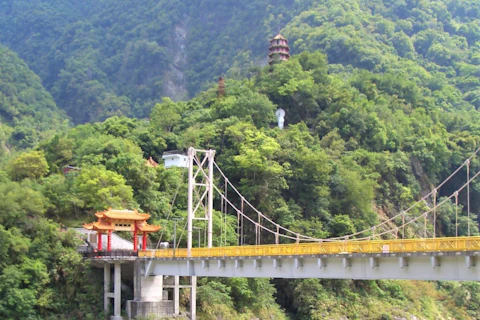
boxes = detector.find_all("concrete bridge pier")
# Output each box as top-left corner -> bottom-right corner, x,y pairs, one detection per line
103,262 -> 123,320
190,276 -> 197,319
125,260 -> 197,319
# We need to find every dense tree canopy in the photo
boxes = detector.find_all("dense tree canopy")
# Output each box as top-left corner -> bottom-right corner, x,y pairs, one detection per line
0,46 -> 68,150
2,0 -> 480,318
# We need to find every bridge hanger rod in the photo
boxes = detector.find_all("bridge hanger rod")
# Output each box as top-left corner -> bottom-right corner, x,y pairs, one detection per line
467,159 -> 471,236
455,191 -> 459,238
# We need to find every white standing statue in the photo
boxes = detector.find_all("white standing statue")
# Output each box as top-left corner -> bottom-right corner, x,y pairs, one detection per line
275,108 -> 285,130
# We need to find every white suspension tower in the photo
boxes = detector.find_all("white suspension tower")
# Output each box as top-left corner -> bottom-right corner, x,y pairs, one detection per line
187,147 -> 216,257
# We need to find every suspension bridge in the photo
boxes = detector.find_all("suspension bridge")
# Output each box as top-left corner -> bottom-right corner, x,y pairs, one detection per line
85,147 -> 480,320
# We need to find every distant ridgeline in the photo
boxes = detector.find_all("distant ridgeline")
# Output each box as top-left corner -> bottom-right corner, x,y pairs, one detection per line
0,0 -> 479,125
0,0 -> 295,123
0,45 -> 68,150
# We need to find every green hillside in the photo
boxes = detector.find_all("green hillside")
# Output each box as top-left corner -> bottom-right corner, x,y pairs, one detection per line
1,52 -> 480,319
0,0 -> 295,123
0,45 -> 68,150
1,0 -> 480,319
0,0 -> 479,125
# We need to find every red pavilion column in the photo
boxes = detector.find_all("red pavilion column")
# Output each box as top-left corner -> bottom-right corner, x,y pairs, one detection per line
142,233 -> 147,250
133,227 -> 138,252
107,230 -> 112,252
97,232 -> 103,251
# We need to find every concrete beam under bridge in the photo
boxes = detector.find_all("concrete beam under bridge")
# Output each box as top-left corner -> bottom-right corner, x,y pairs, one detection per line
142,251 -> 480,281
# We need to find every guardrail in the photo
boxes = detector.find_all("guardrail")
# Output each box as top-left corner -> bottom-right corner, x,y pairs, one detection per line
138,236 -> 480,259
82,250 -> 138,258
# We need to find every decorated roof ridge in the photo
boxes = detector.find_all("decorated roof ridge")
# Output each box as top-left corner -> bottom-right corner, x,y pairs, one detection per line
272,34 -> 287,40
95,208 -> 151,220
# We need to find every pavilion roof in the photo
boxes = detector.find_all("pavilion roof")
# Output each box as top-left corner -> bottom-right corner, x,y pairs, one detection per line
137,221 -> 161,233
84,220 -> 114,231
95,208 -> 151,221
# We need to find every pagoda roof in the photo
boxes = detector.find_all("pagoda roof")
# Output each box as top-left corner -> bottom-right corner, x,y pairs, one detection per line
95,208 -> 151,221
137,221 -> 162,233
272,34 -> 287,40
84,220 -> 114,231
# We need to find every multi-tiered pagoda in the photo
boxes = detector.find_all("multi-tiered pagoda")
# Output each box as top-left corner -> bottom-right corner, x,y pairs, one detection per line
268,34 -> 290,65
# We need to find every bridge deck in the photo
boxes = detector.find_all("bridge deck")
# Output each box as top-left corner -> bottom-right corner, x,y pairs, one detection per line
139,236 -> 480,259
85,237 -> 480,281
138,237 -> 480,258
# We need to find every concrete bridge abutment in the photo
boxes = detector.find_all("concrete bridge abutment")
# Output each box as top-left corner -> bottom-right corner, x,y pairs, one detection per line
100,259 -> 196,319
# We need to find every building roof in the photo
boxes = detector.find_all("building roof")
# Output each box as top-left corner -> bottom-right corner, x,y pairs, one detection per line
95,208 -> 151,221
272,34 -> 287,41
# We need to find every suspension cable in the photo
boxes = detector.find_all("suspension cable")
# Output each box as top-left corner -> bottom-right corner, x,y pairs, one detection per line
207,146 -> 480,244
224,179 -> 228,246
325,147 -> 480,241
360,169 -> 480,240
214,160 -> 480,243
155,167 -> 187,249
215,186 -> 302,242
214,161 -> 318,241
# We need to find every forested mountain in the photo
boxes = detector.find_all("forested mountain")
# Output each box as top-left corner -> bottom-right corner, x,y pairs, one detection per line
2,52 -> 480,319
1,0 -> 480,319
0,0 -> 295,123
0,0 -> 479,125
0,45 -> 68,151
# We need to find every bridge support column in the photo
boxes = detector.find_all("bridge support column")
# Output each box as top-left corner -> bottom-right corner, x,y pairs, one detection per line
174,276 -> 180,315
104,264 -> 111,312
128,263 -> 177,319
190,276 -> 197,320
111,262 -> 122,320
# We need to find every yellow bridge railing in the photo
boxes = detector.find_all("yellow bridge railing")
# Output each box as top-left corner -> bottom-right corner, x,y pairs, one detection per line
139,236 -> 480,259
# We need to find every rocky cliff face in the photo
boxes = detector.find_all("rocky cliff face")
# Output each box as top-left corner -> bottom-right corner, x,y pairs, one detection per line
163,18 -> 189,102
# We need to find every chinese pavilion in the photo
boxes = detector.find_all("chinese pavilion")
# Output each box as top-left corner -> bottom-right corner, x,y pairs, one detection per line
268,34 -> 290,65
83,208 -> 161,252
